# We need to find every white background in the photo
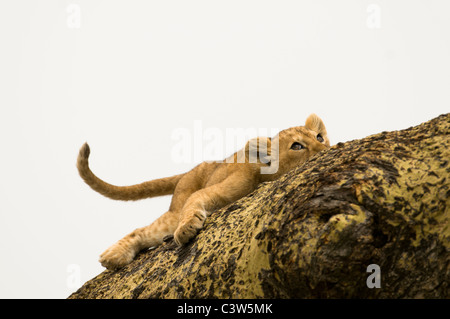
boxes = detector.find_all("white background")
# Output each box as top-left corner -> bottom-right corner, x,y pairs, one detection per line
0,0 -> 448,298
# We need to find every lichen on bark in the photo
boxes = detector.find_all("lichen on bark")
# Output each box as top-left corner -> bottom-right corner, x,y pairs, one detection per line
69,114 -> 449,299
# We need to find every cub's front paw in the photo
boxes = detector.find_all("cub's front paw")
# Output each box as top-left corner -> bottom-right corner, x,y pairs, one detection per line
174,213 -> 205,246
99,242 -> 135,270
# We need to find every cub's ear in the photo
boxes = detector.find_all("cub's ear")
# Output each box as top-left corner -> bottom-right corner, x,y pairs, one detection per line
305,113 -> 327,133
245,137 -> 272,164
305,113 -> 330,146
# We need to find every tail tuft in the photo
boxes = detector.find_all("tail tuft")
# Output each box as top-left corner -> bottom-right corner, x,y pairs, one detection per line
79,142 -> 90,160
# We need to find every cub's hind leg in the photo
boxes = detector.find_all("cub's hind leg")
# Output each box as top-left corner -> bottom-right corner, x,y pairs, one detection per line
99,210 -> 178,270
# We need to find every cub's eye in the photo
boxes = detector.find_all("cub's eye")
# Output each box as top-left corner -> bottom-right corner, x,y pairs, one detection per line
317,134 -> 324,143
290,142 -> 304,150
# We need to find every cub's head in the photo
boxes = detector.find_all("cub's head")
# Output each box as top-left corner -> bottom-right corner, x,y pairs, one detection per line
248,114 -> 330,178
275,113 -> 329,174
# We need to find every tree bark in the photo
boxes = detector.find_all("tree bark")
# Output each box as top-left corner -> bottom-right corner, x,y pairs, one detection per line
69,114 -> 449,299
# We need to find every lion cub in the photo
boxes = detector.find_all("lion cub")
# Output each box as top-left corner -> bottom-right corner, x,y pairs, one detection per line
77,114 -> 330,270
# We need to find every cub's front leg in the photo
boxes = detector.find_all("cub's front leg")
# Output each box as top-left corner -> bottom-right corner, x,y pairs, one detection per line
173,203 -> 208,246
174,174 -> 255,245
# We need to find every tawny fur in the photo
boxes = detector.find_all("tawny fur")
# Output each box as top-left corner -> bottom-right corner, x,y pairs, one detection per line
77,114 -> 330,270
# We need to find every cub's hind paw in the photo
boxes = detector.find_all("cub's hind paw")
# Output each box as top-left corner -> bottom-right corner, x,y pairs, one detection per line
99,243 -> 135,270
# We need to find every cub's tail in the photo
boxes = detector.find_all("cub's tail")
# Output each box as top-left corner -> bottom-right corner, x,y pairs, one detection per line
76,143 -> 184,201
